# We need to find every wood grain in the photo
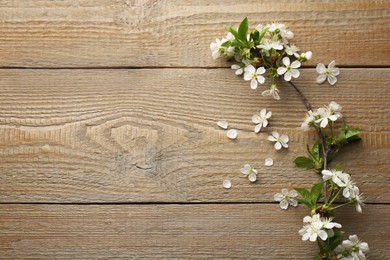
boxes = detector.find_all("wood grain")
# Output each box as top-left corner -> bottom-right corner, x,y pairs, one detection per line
0,68 -> 389,203
0,204 -> 388,259
0,0 -> 389,67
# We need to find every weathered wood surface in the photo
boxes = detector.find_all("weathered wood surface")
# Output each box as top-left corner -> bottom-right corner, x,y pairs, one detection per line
0,204 -> 389,259
1,1 -> 389,259
0,69 -> 389,203
0,0 -> 389,68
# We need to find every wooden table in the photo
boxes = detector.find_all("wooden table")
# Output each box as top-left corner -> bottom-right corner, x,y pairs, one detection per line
0,1 -> 389,258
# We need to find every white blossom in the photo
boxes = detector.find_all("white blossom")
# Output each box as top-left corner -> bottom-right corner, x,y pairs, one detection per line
268,131 -> 289,150
240,164 -> 258,182
301,110 -> 317,131
252,108 -> 272,133
210,38 -> 226,60
299,214 -> 341,242
315,106 -> 340,128
277,57 -> 301,81
299,220 -> 328,242
244,65 -> 266,89
285,44 -> 299,56
274,188 -> 298,209
335,235 -> 369,259
268,23 -> 294,42
231,59 -> 250,75
316,60 -> 340,85
257,39 -> 283,52
295,51 -> 313,61
262,84 -> 280,100
350,186 -> 365,213
321,169 -> 351,187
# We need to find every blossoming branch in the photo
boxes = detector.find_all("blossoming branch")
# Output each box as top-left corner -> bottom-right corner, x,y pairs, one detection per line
211,18 -> 368,260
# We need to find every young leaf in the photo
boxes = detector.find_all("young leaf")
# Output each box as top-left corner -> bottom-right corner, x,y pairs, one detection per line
227,27 -> 240,41
345,127 -> 362,141
311,141 -> 320,161
294,156 -> 314,169
294,187 -> 310,198
238,17 -> 248,42
310,182 -> 324,204
297,197 -> 313,209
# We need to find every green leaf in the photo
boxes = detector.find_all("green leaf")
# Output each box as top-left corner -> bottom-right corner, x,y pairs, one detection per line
251,30 -> 259,43
311,141 -> 320,160
310,182 -> 324,204
333,165 -> 344,171
293,156 -> 314,169
227,27 -> 240,41
346,127 -> 362,140
294,187 -> 310,198
258,28 -> 269,43
297,198 -> 313,209
237,17 -> 248,42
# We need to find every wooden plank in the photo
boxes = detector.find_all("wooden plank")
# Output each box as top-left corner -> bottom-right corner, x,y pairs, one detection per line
0,69 -> 389,203
0,0 -> 389,67
0,204 -> 388,259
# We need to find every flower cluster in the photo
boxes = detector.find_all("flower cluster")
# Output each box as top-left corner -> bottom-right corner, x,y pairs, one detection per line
335,235 -> 369,259
301,101 -> 342,130
212,18 -> 368,259
322,169 -> 365,213
210,18 -> 312,99
299,214 -> 342,242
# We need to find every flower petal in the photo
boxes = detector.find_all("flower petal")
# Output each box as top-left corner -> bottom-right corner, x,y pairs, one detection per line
222,179 -> 232,189
281,188 -> 289,195
217,120 -> 228,129
262,90 -> 271,97
267,136 -> 277,142
281,134 -> 289,143
274,193 -> 283,201
290,69 -> 300,78
316,63 -> 326,73
279,199 -> 289,209
274,142 -> 282,150
244,65 -> 255,73
256,67 -> 266,74
248,172 -> 257,182
259,108 -> 266,118
291,60 -> 301,69
282,56 -> 290,66
250,79 -> 258,89
257,75 -> 265,84
328,60 -> 336,69
243,72 -> 252,81
231,64 -> 240,70
252,114 -> 261,124
277,66 -> 287,75
265,111 -> 272,119
227,129 -> 237,139
316,74 -> 327,84
284,72 -> 292,81
254,124 -> 262,133
272,131 -> 280,138
265,158 -> 273,166
328,75 -> 337,85
289,198 -> 298,207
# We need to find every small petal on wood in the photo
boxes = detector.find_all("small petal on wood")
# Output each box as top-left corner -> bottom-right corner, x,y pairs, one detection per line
227,129 -> 237,139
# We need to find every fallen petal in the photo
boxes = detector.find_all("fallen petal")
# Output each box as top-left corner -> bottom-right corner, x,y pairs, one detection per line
222,179 -> 232,189
265,158 -> 273,166
227,129 -> 238,139
217,120 -> 228,129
